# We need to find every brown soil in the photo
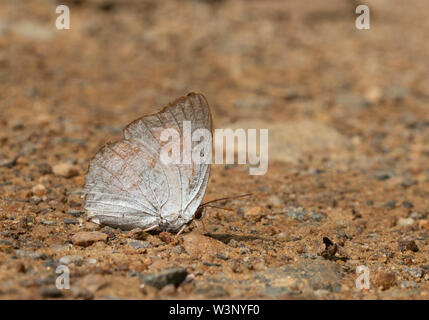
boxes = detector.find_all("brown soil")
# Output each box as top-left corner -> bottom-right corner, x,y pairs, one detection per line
1,0 -> 429,299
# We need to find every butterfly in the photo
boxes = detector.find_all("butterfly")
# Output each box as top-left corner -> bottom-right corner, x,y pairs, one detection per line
82,93 -> 214,234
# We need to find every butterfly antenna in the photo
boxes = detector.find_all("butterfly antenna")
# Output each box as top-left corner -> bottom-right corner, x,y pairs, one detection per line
201,193 -> 252,207
204,205 -> 235,212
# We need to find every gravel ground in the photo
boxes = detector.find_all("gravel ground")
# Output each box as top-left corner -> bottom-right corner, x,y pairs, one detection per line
1,0 -> 429,299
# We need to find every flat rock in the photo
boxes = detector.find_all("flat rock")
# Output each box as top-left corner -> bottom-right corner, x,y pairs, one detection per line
244,206 -> 269,219
139,268 -> 188,290
32,184 -> 46,196
403,267 -> 423,279
128,240 -> 152,249
52,163 -> 80,178
398,239 -> 419,252
398,218 -> 415,227
71,287 -> 94,300
376,272 -> 396,290
59,255 -> 83,265
39,286 -> 64,298
15,250 -> 47,260
216,120 -> 354,165
12,22 -> 54,41
257,260 -> 344,296
182,232 -> 230,259
285,207 -> 326,222
71,231 -> 108,247
76,274 -> 108,293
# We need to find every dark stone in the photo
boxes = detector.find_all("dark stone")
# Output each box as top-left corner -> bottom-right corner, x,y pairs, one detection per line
43,260 -> 59,270
216,252 -> 229,260
66,210 -> 85,217
39,287 -> 64,298
401,179 -> 417,188
398,239 -> 419,252
41,219 -> 56,226
63,218 -> 79,225
382,201 -> 396,209
139,268 -> 188,289
375,171 -> 392,181
203,262 -> 221,267
0,240 -> 13,246
37,163 -> 52,175
71,287 -> 94,300
402,201 -> 414,209
128,240 -> 151,249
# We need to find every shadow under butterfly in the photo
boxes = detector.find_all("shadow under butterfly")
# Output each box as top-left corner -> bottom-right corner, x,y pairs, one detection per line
82,92 -> 250,235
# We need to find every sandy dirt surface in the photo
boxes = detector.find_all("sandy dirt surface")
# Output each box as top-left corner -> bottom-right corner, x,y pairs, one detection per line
1,0 -> 429,299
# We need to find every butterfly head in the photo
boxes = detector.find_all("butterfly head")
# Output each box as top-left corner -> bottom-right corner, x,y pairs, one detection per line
194,206 -> 206,220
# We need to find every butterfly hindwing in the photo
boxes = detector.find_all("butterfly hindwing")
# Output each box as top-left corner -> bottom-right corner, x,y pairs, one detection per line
83,92 -> 212,232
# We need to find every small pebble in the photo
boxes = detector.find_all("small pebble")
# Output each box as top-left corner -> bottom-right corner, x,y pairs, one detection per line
13,261 -> 26,273
41,219 -> 56,226
398,218 -> 414,227
159,231 -> 175,243
276,232 -> 291,241
32,184 -> 46,197
382,201 -> 396,209
71,231 -> 108,247
76,274 -> 107,293
418,219 -> 429,230
52,163 -> 79,178
365,86 -> 383,104
400,281 -> 418,289
267,195 -> 282,207
375,171 -> 392,181
63,218 -> 79,225
216,252 -> 229,260
59,255 -> 83,265
398,239 -> 419,252
403,267 -> 423,279
402,201 -> 414,208
139,268 -> 188,290
203,262 -> 221,267
128,240 -> 152,250
66,210 -> 85,217
244,206 -> 269,219
409,211 -> 425,220
71,287 -> 94,300
16,250 -> 47,260
128,228 -> 148,240
376,272 -> 396,290
39,287 -> 64,298
183,232 -> 229,259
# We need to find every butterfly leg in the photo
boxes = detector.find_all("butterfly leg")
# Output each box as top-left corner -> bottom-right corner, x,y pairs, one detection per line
199,219 -> 207,233
143,225 -> 158,232
191,219 -> 206,234
175,224 -> 188,237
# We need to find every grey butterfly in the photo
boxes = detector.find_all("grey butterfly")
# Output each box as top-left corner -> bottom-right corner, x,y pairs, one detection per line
82,93 -> 212,234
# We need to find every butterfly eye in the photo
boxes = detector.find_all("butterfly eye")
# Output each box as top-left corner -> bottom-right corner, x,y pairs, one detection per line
194,207 -> 203,219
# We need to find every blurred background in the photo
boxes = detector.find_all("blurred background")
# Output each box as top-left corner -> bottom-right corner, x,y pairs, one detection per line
2,0 -> 429,169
